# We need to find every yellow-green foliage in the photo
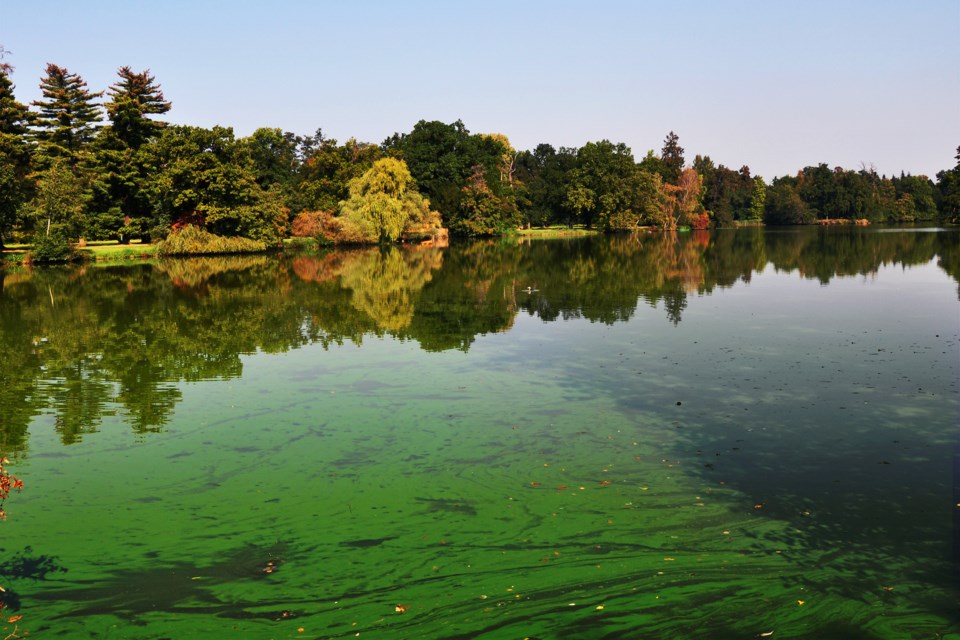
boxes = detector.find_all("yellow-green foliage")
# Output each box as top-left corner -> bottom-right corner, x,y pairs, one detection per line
339,158 -> 441,243
155,225 -> 267,255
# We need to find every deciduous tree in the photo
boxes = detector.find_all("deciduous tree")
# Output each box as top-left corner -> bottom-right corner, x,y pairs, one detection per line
936,146 -> 960,223
141,125 -> 286,244
662,167 -> 706,228
24,157 -> 86,241
455,165 -> 520,236
298,134 -> 382,214
749,176 -> 766,220
339,158 -> 441,243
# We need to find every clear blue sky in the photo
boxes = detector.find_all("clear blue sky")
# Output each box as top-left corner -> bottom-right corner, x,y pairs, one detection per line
3,0 -> 958,179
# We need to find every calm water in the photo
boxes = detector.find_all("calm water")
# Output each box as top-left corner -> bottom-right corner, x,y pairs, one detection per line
0,227 -> 958,639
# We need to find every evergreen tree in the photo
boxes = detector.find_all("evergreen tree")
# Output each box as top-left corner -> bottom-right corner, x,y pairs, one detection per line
86,68 -> 170,241
660,131 -> 685,185
31,64 -> 102,162
0,62 -> 30,140
104,67 -> 170,149
0,55 -> 33,248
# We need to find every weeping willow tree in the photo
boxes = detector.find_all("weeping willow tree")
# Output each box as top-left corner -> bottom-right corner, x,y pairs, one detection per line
339,157 -> 441,243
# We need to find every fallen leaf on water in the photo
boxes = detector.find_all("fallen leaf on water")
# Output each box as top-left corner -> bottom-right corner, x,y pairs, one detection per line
7,615 -> 23,623
395,604 -> 409,613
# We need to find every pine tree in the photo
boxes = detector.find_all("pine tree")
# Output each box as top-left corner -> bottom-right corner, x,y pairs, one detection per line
86,68 -> 170,241
0,52 -> 33,248
0,65 -> 30,139
104,67 -> 170,149
31,63 -> 102,161
661,131 -> 685,185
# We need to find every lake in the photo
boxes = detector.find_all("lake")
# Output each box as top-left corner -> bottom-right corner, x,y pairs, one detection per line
0,226 -> 958,639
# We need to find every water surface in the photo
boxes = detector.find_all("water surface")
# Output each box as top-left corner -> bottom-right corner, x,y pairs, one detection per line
0,227 -> 957,638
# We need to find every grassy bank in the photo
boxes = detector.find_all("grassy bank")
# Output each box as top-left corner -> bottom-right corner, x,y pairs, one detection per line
2,241 -> 158,265
80,242 -> 158,261
516,225 -> 598,238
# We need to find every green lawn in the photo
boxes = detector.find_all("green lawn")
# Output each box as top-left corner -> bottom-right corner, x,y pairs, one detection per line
515,225 -> 598,238
2,241 -> 157,264
79,243 -> 158,260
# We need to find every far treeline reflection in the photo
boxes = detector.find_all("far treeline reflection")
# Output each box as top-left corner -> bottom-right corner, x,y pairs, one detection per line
1,227 -> 957,450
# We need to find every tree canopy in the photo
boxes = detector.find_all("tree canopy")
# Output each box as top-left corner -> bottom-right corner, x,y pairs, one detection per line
30,64 -> 102,162
104,67 -> 170,149
339,157 -> 441,243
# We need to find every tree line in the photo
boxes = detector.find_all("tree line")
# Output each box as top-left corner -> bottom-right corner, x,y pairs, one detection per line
1,55 -> 958,251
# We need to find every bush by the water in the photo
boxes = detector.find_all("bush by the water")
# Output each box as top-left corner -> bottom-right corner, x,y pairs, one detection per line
155,225 -> 267,256
27,233 -> 75,263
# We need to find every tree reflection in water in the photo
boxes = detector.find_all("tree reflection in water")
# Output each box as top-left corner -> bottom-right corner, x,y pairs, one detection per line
0,227 -> 956,450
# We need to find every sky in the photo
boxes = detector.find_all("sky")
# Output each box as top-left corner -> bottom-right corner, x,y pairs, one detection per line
3,0 -> 958,179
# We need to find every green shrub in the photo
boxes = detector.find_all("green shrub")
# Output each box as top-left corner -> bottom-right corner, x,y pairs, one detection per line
155,225 -> 267,256
28,233 -> 75,263
147,223 -> 171,244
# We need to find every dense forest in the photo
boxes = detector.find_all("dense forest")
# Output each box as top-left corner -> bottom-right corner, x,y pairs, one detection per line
1,57 -> 958,252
